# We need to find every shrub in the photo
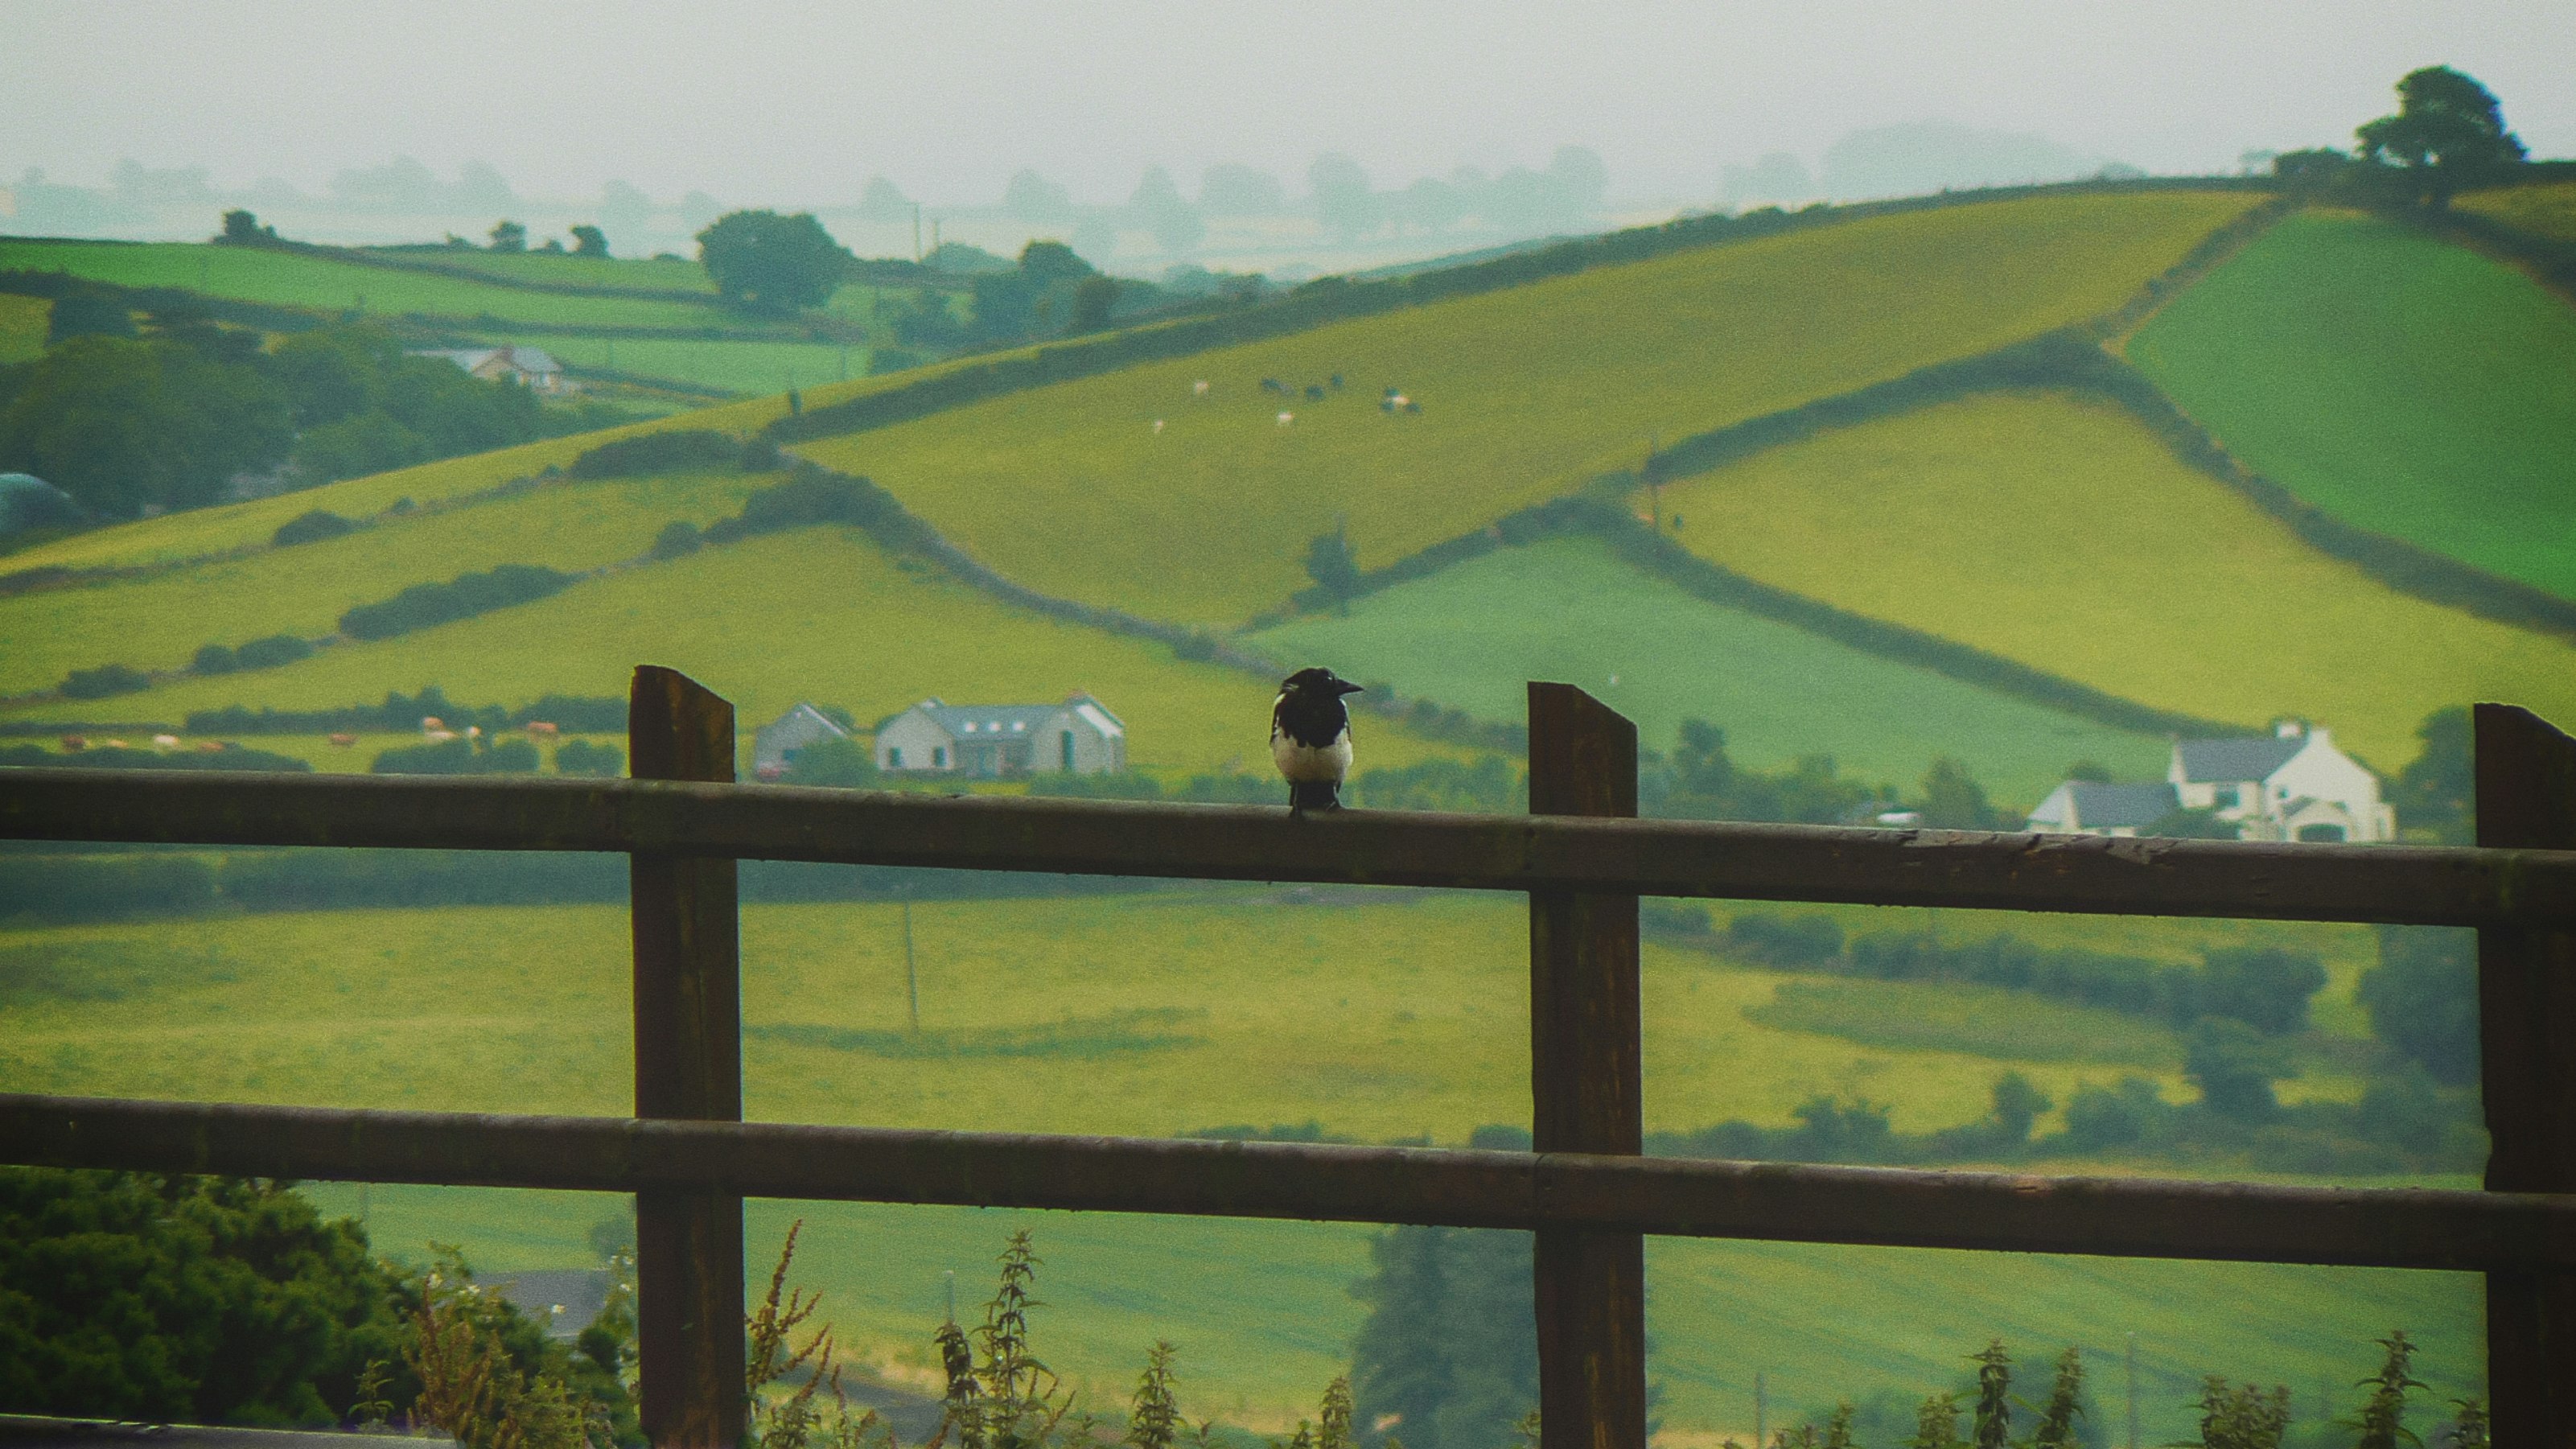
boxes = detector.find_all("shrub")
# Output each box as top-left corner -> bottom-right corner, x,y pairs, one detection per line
566,429 -> 742,479
194,642 -> 240,674
235,634 -> 315,670
0,854 -> 220,923
271,508 -> 356,546
2360,926 -> 2479,1085
554,739 -> 623,777
60,662 -> 150,699
339,563 -> 574,640
1724,911 -> 1846,965
370,738 -> 541,775
648,520 -> 702,559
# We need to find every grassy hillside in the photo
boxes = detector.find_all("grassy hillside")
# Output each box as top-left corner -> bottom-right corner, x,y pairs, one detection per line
0,293 -> 46,364
2457,179 -> 2576,243
2127,211 -> 2576,599
357,247 -> 721,294
1649,389 -> 2576,768
489,331 -> 871,397
0,237 -> 720,331
13,525 -> 1468,776
0,896 -> 2471,1439
1248,534 -> 2167,805
0,471 -> 768,694
792,192 -> 2261,627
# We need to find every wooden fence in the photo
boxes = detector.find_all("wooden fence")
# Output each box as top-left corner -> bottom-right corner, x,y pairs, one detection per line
2,670 -> 2572,1448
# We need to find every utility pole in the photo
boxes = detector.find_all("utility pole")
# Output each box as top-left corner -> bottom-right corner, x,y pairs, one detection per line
912,202 -> 923,261
903,897 -> 920,1032
2125,1333 -> 2139,1449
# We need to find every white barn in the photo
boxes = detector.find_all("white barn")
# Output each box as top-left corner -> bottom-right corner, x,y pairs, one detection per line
875,694 -> 1126,777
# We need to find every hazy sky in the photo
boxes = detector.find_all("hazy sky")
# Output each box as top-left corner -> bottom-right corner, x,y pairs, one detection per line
6,0 -> 2570,207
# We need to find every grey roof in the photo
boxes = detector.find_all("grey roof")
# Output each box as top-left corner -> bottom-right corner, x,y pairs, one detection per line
2068,781 -> 2181,829
924,703 -> 1075,739
2175,736 -> 2304,784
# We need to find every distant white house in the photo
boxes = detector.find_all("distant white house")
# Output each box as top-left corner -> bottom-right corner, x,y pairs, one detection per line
752,702 -> 852,780
409,344 -> 572,396
2168,721 -> 2393,843
875,694 -> 1125,777
2026,721 -> 2394,842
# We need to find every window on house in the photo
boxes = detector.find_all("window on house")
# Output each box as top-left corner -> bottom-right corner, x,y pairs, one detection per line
2298,823 -> 2347,843
1062,731 -> 1076,771
887,747 -> 903,769
933,747 -> 949,768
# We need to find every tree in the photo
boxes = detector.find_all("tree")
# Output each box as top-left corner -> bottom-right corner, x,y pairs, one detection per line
216,208 -> 278,245
568,224 -> 609,257
2356,66 -> 2526,207
0,335 -> 292,517
2184,1019 -> 2289,1124
44,292 -> 135,345
1914,756 -> 1999,829
2197,946 -> 2327,1035
1311,154 -> 1381,241
2358,926 -> 2479,1085
1304,526 -> 1361,601
696,210 -> 853,315
1070,274 -> 1120,332
488,219 -> 527,253
1348,1227 -> 1535,1449
2390,706 -> 2471,842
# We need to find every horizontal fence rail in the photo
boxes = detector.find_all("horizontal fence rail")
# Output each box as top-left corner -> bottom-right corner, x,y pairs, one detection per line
8,1093 -> 2574,1274
6,768 -> 2576,926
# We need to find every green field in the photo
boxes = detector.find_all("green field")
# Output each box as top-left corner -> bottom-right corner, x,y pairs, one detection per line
0,238 -> 724,331
0,896 -> 2476,1440
1249,534 -> 2168,805
1650,389 -> 2576,769
13,525 -> 1471,776
2456,179 -> 2576,244
794,191 -> 2261,627
2128,211 -> 2576,599
0,471 -> 767,694
0,293 -> 47,364
357,247 -> 721,294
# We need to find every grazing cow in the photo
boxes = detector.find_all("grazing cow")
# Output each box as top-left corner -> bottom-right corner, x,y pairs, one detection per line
526,721 -> 559,737
104,739 -> 129,750
1277,411 -> 1294,426
328,733 -> 358,747
426,729 -> 459,743
1153,419 -> 1166,434
60,735 -> 86,751
1381,393 -> 1412,414
464,725 -> 482,739
195,740 -> 225,753
421,716 -> 445,733
151,734 -> 179,750
1192,380 -> 1210,397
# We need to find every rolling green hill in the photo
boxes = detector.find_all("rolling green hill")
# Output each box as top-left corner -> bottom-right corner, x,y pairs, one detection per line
2127,210 -> 2576,599
1649,389 -> 2576,768
2457,179 -> 2576,244
792,191 -> 2263,627
1247,533 -> 2167,804
0,293 -> 46,364
11,524 -> 1469,776
0,895 -> 2471,1442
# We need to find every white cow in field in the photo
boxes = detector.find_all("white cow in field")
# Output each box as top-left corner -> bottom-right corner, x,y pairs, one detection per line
1192,380 -> 1210,398
1277,411 -> 1294,426
1153,419 -> 1166,434
151,734 -> 179,750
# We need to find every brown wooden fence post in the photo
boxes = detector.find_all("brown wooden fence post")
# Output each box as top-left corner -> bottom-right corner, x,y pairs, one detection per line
631,666 -> 746,1449
1527,683 -> 1646,1449
2473,702 -> 2576,1447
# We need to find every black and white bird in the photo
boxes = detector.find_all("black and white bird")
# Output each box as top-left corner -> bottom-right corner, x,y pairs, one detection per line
1271,666 -> 1363,811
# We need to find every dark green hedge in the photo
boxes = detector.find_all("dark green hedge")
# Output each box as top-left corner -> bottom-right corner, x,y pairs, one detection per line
338,562 -> 574,640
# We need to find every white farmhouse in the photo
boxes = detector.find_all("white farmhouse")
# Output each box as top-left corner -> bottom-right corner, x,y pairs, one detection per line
2169,721 -> 2394,842
408,344 -> 572,396
875,694 -> 1126,777
2026,721 -> 2393,842
751,702 -> 853,780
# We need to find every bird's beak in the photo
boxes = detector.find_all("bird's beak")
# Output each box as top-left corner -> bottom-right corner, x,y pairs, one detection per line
1338,681 -> 1365,694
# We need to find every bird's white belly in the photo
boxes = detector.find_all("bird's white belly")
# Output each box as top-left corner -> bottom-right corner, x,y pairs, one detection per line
1273,730 -> 1352,783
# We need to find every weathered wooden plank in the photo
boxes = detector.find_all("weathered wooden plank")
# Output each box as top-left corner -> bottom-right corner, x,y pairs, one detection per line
2475,703 -> 2576,1447
6,1093 -> 2574,1272
629,667 -> 745,1449
1529,684 -> 1646,1449
6,769 -> 2574,927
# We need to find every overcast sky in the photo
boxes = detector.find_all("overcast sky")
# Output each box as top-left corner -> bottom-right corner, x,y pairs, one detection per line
6,0 -> 2570,208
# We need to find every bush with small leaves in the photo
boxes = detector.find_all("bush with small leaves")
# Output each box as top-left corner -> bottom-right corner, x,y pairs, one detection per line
273,508 -> 357,547
554,739 -> 623,777
60,662 -> 150,699
650,521 -> 703,560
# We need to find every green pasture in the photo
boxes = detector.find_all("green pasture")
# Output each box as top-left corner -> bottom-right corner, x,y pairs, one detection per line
358,248 -> 720,294
2456,179 -> 2576,244
0,238 -> 727,331
0,292 -> 47,364
487,331 -> 871,397
0,471 -> 766,694
0,897 -> 2474,1439
13,525 -> 1471,776
1649,389 -> 2576,771
2128,211 -> 2576,599
1248,533 -> 2167,806
793,191 -> 2260,628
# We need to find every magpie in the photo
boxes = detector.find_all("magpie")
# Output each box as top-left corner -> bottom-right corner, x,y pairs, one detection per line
1272,666 -> 1363,811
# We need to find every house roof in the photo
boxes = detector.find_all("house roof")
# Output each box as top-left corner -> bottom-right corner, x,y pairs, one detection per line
408,345 -> 562,377
2039,781 -> 2179,830
756,702 -> 849,742
2175,736 -> 2305,784
883,695 -> 1122,741
507,345 -> 563,375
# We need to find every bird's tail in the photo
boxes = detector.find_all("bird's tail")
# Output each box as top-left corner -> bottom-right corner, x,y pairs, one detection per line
1288,780 -> 1342,812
